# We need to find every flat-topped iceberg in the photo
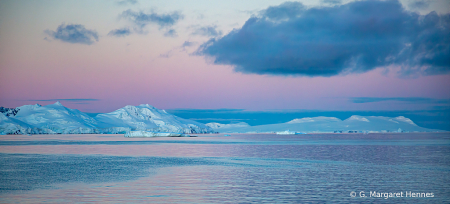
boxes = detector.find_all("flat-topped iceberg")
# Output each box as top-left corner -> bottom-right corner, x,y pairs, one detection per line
276,130 -> 296,135
276,130 -> 306,135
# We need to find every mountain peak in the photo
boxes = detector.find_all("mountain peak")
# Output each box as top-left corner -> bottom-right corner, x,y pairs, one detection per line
138,104 -> 155,109
94,103 -> 213,134
346,115 -> 370,122
394,116 -> 417,126
54,101 -> 62,106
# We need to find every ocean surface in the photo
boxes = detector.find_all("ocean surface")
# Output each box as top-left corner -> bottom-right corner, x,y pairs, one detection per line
0,133 -> 449,203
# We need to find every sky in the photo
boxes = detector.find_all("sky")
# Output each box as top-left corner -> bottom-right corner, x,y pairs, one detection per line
0,0 -> 449,116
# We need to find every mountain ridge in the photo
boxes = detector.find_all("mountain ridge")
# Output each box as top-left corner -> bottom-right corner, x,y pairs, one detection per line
0,102 -> 213,135
0,103 -> 443,134
207,115 -> 440,133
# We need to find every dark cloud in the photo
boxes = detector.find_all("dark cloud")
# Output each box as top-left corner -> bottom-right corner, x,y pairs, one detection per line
108,28 -> 131,37
350,97 -> 450,104
259,1 -> 305,21
164,29 -> 177,37
197,0 -> 450,77
45,24 -> 99,45
321,0 -> 342,5
117,0 -> 137,6
121,9 -> 183,29
192,25 -> 222,37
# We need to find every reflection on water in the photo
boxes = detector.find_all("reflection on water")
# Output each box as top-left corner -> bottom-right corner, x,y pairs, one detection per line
0,133 -> 449,203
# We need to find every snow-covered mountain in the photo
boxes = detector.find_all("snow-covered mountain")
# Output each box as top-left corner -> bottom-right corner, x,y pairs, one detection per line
95,104 -> 212,134
0,102 -> 442,134
0,102 -> 99,134
210,116 -> 439,133
0,102 -> 213,134
0,112 -> 39,134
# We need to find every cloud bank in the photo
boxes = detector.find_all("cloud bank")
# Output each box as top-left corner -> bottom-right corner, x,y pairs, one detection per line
197,0 -> 450,77
45,24 -> 99,45
351,97 -> 450,104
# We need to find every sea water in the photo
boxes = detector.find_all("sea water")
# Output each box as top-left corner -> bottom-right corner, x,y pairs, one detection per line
0,133 -> 449,203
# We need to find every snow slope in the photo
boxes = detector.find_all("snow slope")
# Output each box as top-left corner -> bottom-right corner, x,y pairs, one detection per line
95,104 -> 212,134
3,102 -> 99,134
0,102 -> 441,134
211,116 -> 439,133
0,113 -> 37,135
0,102 -> 213,134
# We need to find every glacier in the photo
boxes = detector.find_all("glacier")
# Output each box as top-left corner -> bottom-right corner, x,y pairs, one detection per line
0,102 -> 213,135
0,102 -> 443,135
94,104 -> 212,134
208,116 -> 441,133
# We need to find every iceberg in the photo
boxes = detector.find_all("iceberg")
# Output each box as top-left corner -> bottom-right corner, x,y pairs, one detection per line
276,130 -> 297,135
276,130 -> 306,135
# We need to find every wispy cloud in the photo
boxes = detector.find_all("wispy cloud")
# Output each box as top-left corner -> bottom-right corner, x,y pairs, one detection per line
121,9 -> 183,29
191,25 -> 222,37
119,9 -> 183,37
182,41 -> 195,48
197,0 -> 450,77
159,49 -> 174,58
45,24 -> 99,45
117,0 -> 137,6
167,109 -> 245,113
158,41 -> 197,58
26,99 -> 100,102
350,97 -> 450,104
108,28 -> 131,37
164,29 -> 177,37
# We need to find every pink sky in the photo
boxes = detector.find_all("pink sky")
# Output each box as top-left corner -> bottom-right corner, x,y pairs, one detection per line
0,0 -> 449,113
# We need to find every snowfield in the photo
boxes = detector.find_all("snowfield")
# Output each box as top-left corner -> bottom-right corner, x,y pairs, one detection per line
0,102 -> 442,135
0,102 -> 213,135
207,116 -> 439,133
